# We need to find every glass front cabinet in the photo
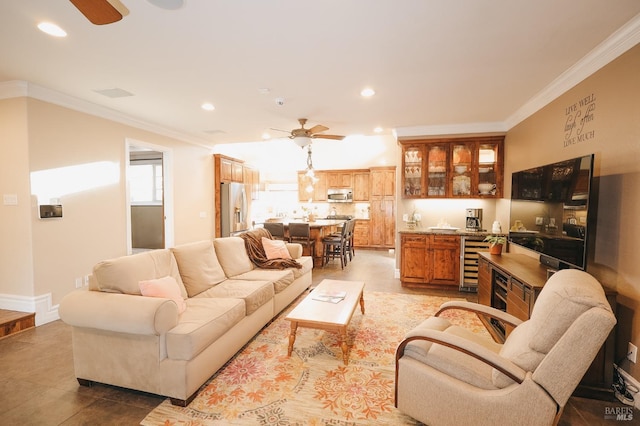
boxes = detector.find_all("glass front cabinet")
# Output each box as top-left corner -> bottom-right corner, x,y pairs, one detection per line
401,136 -> 504,199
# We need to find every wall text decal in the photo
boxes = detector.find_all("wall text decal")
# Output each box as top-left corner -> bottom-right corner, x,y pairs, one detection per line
564,93 -> 596,147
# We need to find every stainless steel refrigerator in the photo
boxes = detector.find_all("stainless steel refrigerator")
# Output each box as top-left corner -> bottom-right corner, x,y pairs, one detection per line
220,182 -> 251,237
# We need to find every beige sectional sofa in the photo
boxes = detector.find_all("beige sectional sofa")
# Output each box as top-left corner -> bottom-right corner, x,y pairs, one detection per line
59,236 -> 312,405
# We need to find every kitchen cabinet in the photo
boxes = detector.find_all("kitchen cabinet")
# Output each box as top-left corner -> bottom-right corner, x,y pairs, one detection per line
352,172 -> 370,201
369,167 -> 395,248
326,171 -> 353,188
477,252 -> 616,397
353,219 -> 370,246
297,171 -> 327,202
400,136 -> 504,199
400,234 -> 428,284
243,165 -> 260,200
216,154 -> 244,183
400,233 -> 460,287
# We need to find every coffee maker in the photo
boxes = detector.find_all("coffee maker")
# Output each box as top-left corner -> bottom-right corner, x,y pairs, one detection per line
465,208 -> 483,231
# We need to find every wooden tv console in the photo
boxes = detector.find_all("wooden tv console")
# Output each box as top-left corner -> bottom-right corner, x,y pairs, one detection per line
478,252 -> 616,398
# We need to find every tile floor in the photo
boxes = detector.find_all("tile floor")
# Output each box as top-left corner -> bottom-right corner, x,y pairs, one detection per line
0,249 -> 637,425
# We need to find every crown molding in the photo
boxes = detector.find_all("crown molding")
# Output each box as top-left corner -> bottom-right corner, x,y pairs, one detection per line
504,12 -> 640,129
395,13 -> 640,138
394,122 -> 507,140
0,80 -> 214,150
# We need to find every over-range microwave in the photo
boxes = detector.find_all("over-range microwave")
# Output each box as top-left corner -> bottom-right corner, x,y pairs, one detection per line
327,188 -> 353,203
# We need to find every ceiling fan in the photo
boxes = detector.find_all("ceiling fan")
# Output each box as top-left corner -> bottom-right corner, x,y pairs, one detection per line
69,0 -> 183,25
272,118 -> 345,148
69,0 -> 129,25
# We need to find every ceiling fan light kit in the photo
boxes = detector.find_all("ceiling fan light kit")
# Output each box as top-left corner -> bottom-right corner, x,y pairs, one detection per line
293,136 -> 312,148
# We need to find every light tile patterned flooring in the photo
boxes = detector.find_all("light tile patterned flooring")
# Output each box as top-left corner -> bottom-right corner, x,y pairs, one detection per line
0,249 -> 636,425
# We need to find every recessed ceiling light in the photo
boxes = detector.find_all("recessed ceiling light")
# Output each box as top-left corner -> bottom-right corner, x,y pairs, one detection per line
360,87 -> 375,97
374,127 -> 383,133
201,103 -> 215,111
262,132 -> 271,140
37,22 -> 67,37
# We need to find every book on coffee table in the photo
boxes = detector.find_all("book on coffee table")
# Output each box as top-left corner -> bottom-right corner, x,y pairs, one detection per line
312,290 -> 347,303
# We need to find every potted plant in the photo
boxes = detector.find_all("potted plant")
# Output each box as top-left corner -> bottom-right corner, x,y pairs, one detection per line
484,235 -> 507,255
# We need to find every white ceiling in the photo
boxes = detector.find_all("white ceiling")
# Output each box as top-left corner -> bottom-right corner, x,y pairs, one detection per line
1,1 -> 640,147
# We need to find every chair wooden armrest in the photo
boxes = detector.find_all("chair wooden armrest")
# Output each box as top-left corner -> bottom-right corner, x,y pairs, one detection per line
435,300 -> 523,328
395,328 -> 528,405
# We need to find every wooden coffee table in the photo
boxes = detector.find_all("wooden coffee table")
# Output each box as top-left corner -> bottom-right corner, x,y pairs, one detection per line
285,279 -> 365,365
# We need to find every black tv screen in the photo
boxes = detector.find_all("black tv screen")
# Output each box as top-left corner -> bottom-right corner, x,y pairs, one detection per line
509,154 -> 595,270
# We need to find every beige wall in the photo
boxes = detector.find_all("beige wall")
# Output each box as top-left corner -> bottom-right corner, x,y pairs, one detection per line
0,97 -> 34,297
0,97 -> 214,319
505,44 -> 640,379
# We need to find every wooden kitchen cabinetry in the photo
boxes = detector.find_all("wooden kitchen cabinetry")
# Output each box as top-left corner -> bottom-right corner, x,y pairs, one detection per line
400,136 -> 504,199
478,252 -> 616,397
353,219 -> 370,247
216,154 -> 245,183
326,171 -> 353,188
400,233 -> 460,287
297,171 -> 327,202
370,167 -> 396,249
352,171 -> 370,201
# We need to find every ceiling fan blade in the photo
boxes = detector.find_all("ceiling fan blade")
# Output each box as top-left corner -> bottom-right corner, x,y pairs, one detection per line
308,124 -> 329,134
269,128 -> 291,134
69,0 -> 129,25
312,134 -> 345,140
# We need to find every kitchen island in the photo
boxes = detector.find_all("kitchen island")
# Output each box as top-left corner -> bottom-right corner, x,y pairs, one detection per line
260,219 -> 348,267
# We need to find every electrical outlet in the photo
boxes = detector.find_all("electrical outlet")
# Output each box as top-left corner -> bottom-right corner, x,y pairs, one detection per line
535,216 -> 544,225
75,277 -> 82,289
628,342 -> 637,363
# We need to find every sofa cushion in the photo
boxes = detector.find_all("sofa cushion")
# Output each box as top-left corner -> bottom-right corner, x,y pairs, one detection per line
231,269 -> 294,294
262,237 -> 292,259
404,316 -> 501,390
139,276 -> 187,314
213,237 -> 254,277
92,249 -> 187,298
291,256 -> 313,279
171,241 -> 227,297
166,297 -> 246,361
195,279 -> 274,315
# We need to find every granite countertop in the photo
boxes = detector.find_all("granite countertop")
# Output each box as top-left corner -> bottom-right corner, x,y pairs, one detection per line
398,227 -> 507,236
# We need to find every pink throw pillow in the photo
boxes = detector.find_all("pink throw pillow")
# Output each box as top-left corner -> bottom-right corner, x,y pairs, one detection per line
262,237 -> 292,260
139,276 -> 186,314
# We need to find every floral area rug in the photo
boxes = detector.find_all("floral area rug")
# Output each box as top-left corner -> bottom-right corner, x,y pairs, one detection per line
141,291 -> 490,425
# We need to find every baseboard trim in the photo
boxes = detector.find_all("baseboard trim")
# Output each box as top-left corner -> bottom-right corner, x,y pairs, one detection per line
0,293 -> 59,326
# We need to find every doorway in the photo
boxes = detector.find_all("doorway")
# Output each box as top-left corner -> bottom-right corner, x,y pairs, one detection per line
125,139 -> 174,254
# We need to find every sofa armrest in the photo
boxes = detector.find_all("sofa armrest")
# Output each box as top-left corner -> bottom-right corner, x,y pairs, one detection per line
286,243 -> 303,259
59,289 -> 179,335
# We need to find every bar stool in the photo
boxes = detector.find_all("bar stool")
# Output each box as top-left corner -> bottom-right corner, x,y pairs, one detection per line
322,221 -> 350,268
263,222 -> 286,240
287,222 -> 315,257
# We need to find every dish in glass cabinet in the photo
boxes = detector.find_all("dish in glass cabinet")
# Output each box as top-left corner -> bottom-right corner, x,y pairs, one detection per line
478,167 -> 492,173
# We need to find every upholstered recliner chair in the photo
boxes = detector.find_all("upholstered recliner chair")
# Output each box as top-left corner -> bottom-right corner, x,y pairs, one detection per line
395,269 -> 616,426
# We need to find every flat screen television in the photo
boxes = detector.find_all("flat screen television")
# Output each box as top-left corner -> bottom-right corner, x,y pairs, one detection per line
509,154 -> 595,270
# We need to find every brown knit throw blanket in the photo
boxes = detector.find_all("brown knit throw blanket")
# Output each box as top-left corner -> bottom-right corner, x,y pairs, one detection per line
240,228 -> 302,270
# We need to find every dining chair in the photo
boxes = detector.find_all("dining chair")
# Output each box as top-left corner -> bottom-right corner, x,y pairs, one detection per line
287,222 -> 315,257
263,222 -> 286,240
